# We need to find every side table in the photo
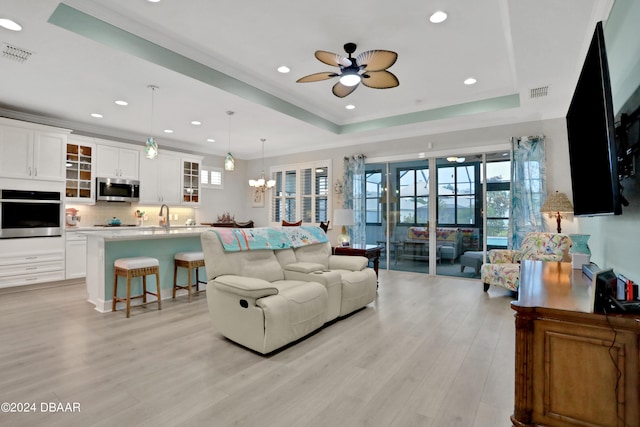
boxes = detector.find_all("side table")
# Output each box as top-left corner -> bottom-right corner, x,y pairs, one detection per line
333,244 -> 382,278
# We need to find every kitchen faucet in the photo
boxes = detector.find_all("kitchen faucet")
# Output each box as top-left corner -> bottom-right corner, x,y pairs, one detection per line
159,204 -> 170,231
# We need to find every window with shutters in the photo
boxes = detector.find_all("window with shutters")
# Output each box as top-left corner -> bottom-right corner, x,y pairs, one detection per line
200,165 -> 223,189
270,160 -> 331,225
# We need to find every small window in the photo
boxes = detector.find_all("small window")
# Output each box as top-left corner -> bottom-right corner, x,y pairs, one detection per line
201,166 -> 223,189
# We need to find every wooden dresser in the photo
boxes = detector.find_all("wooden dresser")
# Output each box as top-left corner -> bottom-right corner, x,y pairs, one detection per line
511,261 -> 639,427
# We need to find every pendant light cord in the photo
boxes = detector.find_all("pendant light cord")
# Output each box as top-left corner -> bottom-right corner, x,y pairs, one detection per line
148,85 -> 158,137
227,110 -> 234,153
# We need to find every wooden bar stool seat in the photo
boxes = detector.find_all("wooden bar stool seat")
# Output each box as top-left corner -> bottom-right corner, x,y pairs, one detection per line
112,256 -> 161,318
173,251 -> 206,302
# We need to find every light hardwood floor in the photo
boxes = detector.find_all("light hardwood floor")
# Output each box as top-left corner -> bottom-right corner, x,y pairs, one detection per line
0,271 -> 515,427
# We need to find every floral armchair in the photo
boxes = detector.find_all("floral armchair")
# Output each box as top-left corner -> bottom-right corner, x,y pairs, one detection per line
480,232 -> 571,292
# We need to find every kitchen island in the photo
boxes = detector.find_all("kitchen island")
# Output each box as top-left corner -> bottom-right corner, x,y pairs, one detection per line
82,226 -> 210,312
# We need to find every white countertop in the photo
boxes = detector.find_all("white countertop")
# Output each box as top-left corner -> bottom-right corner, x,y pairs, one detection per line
74,225 -> 211,241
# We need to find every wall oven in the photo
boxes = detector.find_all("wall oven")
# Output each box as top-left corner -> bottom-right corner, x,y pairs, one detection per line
0,189 -> 63,238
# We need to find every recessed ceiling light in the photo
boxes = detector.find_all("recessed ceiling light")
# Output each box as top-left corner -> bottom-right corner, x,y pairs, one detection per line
164,129 -> 173,134
345,104 -> 355,110
277,65 -> 290,73
0,18 -> 22,31
206,138 -> 215,143
191,120 -> 201,125
115,100 -> 128,106
90,113 -> 103,118
147,0 -> 161,3
429,11 -> 447,24
464,77 -> 477,85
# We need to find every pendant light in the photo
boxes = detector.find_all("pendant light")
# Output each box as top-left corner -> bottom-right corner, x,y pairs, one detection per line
249,138 -> 276,191
224,110 -> 235,171
145,85 -> 159,159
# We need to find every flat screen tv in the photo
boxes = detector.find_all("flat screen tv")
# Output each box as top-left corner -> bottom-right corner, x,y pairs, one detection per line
566,21 -> 621,216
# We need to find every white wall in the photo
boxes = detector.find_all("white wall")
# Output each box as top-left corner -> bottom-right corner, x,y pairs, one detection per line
196,154 -> 250,225
573,0 -> 640,280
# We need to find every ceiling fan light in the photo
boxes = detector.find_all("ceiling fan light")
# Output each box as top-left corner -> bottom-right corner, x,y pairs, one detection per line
339,73 -> 361,87
446,156 -> 458,162
429,11 -> 448,24
249,179 -> 258,186
267,179 -> 276,188
456,157 -> 466,163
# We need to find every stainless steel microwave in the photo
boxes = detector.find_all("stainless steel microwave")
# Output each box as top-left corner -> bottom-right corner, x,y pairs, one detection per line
96,177 -> 140,202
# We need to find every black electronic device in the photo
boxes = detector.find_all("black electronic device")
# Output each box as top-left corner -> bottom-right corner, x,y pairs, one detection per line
591,269 -> 619,313
566,21 -> 622,216
592,269 -> 640,314
582,262 -> 601,281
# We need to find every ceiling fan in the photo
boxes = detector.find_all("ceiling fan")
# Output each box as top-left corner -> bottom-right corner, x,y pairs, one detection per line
296,43 -> 399,98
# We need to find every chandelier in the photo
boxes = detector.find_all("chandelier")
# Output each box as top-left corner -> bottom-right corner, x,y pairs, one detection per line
145,85 -> 159,159
249,138 -> 276,191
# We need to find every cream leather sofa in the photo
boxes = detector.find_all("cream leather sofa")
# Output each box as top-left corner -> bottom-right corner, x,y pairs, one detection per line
200,226 -> 377,354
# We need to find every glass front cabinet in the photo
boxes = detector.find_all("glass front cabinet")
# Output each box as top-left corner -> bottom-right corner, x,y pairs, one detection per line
65,136 -> 95,203
182,157 -> 201,205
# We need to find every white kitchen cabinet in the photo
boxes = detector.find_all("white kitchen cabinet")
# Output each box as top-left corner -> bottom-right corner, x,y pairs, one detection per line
0,237 -> 65,288
96,143 -> 139,180
139,153 -> 181,204
65,135 -> 96,203
0,118 -> 68,182
181,155 -> 202,206
65,231 -> 87,279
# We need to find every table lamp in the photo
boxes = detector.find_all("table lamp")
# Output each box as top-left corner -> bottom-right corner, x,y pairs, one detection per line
540,191 -> 574,233
333,209 -> 354,246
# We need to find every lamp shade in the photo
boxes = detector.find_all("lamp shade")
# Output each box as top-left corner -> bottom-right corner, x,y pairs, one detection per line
541,191 -> 574,213
333,209 -> 354,246
333,209 -> 354,226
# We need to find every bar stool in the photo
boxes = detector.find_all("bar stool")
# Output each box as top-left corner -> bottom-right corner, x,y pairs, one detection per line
112,256 -> 161,318
173,251 -> 206,302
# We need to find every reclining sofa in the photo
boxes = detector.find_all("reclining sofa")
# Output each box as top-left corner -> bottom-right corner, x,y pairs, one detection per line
200,226 -> 377,354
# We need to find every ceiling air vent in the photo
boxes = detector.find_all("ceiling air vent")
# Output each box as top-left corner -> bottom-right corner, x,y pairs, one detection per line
1,43 -> 33,63
530,86 -> 548,99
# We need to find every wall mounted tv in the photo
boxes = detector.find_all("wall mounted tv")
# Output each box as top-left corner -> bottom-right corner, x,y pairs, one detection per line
566,21 -> 622,216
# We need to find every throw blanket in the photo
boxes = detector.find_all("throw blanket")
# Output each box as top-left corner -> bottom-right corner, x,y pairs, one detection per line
279,226 -> 328,248
211,226 -> 328,252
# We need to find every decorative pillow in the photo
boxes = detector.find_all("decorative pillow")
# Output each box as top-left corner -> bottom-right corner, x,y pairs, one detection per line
282,220 -> 302,227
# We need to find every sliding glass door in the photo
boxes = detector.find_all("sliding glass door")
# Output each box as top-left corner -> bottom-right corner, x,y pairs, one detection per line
364,150 -> 510,278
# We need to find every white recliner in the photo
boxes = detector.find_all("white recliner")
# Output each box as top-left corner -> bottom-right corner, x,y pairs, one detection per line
200,226 -> 377,354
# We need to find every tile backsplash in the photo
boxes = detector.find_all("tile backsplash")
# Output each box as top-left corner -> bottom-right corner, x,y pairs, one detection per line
65,203 -> 196,227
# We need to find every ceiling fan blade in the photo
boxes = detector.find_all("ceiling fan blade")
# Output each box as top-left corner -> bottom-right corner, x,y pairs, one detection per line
296,72 -> 339,83
361,70 -> 399,89
356,50 -> 398,71
332,81 -> 359,98
315,50 -> 352,67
